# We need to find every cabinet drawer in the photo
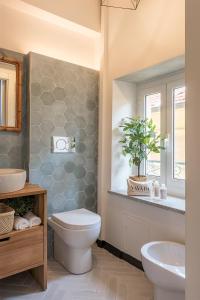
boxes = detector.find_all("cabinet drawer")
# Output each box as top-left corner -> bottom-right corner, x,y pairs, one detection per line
0,226 -> 44,278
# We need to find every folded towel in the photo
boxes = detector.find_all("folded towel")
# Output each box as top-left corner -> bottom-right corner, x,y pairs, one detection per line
24,212 -> 41,227
14,216 -> 30,230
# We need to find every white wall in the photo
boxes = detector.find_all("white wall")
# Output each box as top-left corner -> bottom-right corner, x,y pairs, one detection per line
0,0 -> 101,70
186,1 -> 200,299
98,0 -> 185,245
23,0 -> 101,31
107,0 -> 185,79
111,80 -> 136,190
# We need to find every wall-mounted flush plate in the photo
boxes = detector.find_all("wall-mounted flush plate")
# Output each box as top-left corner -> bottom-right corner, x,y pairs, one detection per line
52,136 -> 75,153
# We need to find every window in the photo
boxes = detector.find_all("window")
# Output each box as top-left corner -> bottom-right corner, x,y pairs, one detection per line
145,93 -> 161,177
173,86 -> 185,180
137,73 -> 185,197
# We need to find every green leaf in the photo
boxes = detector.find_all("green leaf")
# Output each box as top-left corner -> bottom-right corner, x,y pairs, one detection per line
119,116 -> 165,174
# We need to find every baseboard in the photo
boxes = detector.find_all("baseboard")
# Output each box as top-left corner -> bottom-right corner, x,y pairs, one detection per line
96,240 -> 144,271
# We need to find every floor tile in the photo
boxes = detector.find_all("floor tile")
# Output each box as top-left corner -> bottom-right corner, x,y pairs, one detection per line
0,245 -> 153,300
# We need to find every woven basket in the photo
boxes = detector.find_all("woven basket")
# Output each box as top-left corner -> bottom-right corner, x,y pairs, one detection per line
0,203 -> 15,235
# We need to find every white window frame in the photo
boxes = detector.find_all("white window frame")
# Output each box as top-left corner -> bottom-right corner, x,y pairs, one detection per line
137,71 -> 185,198
166,79 -> 185,196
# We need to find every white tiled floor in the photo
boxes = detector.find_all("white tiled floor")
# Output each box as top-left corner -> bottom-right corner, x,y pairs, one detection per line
0,245 -> 153,300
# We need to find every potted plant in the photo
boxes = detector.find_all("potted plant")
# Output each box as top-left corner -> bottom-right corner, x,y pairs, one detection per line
119,117 -> 164,181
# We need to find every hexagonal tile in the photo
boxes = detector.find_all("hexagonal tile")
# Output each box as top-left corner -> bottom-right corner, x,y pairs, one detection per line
85,196 -> 96,208
29,170 -> 42,184
64,122 -> 77,136
41,175 -> 53,189
0,143 -> 10,154
31,97 -> 42,112
75,191 -> 86,205
54,101 -> 66,114
53,166 -> 66,181
40,162 -> 54,175
40,120 -> 55,134
76,142 -> 86,153
41,77 -> 55,91
51,193 -> 66,211
86,124 -> 97,136
51,181 -> 67,194
31,111 -> 42,125
75,116 -> 86,129
41,92 -> 55,105
31,82 -> 41,97
29,154 -> 41,169
53,87 -> 66,100
0,155 -> 10,168
73,155 -> 86,165
30,141 -> 42,154
64,161 -> 75,173
54,114 -> 66,127
86,99 -> 96,111
85,184 -> 95,196
76,129 -> 87,141
64,199 -> 79,211
64,108 -> 75,123
8,145 -> 21,159
74,165 -> 86,179
85,172 -> 96,184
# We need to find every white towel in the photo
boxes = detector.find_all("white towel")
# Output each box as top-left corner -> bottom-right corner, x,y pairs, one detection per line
14,216 -> 30,230
24,212 -> 41,227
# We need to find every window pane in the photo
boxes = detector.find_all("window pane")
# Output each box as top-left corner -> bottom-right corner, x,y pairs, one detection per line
173,86 -> 185,180
145,93 -> 161,177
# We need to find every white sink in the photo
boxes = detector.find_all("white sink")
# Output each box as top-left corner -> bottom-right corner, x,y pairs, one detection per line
0,169 -> 26,193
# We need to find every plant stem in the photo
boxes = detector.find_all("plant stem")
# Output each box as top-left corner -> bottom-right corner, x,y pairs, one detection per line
138,164 -> 140,177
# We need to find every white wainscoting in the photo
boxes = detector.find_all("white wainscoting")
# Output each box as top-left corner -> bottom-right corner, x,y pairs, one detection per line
105,193 -> 185,260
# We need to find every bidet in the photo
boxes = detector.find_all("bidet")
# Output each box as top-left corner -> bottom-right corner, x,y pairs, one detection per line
141,241 -> 185,300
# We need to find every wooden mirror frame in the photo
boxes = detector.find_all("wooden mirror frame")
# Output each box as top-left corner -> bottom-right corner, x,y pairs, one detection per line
0,56 -> 22,132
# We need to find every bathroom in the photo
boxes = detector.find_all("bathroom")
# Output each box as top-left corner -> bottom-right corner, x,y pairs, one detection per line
0,0 -> 199,299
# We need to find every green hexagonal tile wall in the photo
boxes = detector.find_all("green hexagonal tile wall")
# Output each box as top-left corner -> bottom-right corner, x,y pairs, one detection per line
29,53 -> 99,219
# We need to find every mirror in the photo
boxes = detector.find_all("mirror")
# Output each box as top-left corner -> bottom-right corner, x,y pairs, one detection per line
0,57 -> 22,131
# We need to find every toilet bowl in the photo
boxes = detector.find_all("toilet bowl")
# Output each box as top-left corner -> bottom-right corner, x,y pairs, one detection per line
48,208 -> 101,274
141,241 -> 185,300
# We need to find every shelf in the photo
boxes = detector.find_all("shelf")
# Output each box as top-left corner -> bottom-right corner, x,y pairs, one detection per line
0,184 -> 46,200
0,225 -> 44,240
0,183 -> 47,290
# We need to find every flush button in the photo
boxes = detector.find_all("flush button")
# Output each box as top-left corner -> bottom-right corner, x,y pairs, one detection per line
52,136 -> 75,153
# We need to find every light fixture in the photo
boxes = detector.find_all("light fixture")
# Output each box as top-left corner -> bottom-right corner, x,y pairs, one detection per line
101,0 -> 140,10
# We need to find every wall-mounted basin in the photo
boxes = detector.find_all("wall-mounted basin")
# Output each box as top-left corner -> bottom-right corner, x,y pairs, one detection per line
0,169 -> 26,193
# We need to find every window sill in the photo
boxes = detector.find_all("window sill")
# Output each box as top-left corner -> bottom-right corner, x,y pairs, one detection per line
108,190 -> 185,215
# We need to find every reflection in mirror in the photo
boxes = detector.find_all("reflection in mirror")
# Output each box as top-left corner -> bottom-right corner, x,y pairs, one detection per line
0,79 -> 6,126
0,58 -> 22,131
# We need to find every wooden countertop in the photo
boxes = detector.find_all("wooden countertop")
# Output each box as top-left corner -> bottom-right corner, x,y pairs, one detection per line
0,183 -> 47,200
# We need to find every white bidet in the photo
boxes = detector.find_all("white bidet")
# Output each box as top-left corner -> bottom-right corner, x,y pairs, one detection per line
141,241 -> 185,300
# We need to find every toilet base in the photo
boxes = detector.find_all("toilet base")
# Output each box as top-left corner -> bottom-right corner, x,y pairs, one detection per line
154,287 -> 185,300
54,233 -> 92,274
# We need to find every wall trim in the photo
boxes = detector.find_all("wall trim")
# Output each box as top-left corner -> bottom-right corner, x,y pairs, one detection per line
96,240 -> 144,271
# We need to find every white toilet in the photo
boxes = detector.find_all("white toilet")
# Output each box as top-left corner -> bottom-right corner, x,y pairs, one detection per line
141,241 -> 185,300
48,208 -> 101,274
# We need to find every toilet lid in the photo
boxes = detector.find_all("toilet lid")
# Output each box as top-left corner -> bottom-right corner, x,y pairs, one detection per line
52,208 -> 101,230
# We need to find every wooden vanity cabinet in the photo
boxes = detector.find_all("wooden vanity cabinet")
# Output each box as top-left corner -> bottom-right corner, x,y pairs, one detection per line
0,184 -> 47,290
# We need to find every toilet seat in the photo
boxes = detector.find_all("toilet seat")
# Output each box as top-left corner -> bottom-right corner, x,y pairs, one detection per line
52,208 -> 101,230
